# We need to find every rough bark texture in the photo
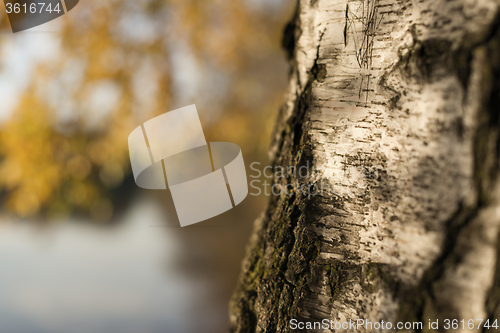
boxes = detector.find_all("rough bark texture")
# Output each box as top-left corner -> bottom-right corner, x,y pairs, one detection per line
230,0 -> 500,332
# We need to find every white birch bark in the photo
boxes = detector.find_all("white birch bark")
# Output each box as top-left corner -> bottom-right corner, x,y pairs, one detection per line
230,0 -> 500,332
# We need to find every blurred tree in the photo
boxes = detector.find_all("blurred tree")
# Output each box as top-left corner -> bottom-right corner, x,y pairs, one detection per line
0,0 -> 293,220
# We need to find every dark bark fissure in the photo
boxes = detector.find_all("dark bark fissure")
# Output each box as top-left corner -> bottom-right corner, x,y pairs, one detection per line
230,10 -> 325,330
481,16 -> 500,331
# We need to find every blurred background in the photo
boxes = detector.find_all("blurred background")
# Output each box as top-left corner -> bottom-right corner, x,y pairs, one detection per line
0,1 -> 294,332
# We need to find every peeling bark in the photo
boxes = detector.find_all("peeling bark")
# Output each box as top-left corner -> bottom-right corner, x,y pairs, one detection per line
230,0 -> 500,332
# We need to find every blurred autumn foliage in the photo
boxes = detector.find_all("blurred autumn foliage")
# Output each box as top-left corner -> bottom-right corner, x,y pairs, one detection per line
0,0 -> 293,220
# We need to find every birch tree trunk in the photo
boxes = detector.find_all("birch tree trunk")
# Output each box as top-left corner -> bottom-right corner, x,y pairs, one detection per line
229,0 -> 500,332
